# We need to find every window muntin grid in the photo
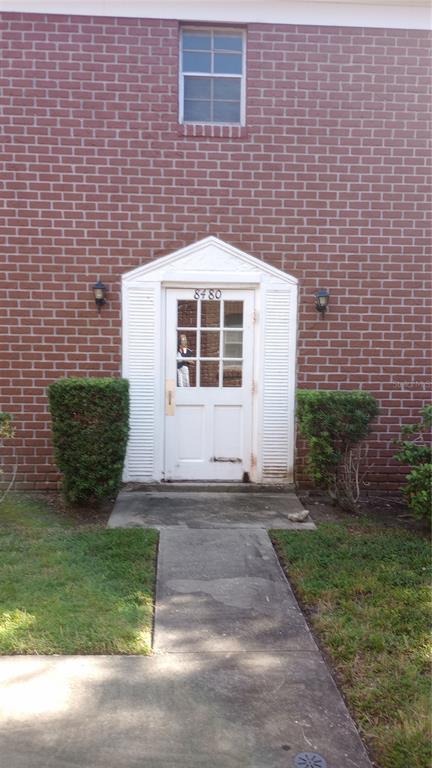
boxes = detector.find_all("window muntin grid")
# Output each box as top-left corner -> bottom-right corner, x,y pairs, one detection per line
180,28 -> 245,126
176,299 -> 243,388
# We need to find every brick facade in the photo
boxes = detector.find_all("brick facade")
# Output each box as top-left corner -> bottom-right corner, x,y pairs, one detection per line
2,13 -> 431,489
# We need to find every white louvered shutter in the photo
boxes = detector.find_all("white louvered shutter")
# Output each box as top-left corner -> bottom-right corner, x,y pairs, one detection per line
261,287 -> 295,481
123,284 -> 159,481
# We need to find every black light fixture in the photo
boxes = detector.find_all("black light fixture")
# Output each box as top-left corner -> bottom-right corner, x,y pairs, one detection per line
92,280 -> 107,313
315,289 -> 330,314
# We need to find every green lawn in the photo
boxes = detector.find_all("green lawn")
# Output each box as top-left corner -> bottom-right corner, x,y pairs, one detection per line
272,521 -> 431,768
0,495 -> 158,654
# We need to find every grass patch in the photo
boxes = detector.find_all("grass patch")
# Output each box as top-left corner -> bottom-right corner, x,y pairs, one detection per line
0,495 -> 158,654
0,494 -> 71,529
271,521 -> 431,768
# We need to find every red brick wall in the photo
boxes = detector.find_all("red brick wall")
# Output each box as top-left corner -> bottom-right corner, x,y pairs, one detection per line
2,13 -> 431,490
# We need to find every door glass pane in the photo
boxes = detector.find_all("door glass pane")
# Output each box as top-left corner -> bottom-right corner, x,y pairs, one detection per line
224,300 -> 243,328
177,300 -> 197,327
178,331 -> 197,357
177,359 -> 197,388
200,360 -> 219,387
177,331 -> 197,388
201,331 -> 219,358
201,300 -> 220,327
223,360 -> 242,387
223,330 -> 242,358
174,296 -> 247,389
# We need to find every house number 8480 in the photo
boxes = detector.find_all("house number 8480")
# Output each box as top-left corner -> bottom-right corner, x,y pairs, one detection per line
193,289 -> 222,300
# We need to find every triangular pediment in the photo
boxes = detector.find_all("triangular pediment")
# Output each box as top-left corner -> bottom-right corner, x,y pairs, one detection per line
177,242 -> 261,273
122,237 -> 297,285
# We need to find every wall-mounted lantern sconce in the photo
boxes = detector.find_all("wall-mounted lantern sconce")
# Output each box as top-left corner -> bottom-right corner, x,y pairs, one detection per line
315,289 -> 330,314
92,280 -> 107,313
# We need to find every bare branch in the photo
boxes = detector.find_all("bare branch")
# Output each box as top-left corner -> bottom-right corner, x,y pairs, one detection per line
0,463 -> 17,504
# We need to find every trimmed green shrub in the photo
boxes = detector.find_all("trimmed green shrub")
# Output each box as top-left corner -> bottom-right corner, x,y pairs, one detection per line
394,405 -> 432,523
297,390 -> 379,511
48,378 -> 129,504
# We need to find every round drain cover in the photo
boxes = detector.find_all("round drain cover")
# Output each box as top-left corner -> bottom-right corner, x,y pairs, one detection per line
294,753 -> 327,768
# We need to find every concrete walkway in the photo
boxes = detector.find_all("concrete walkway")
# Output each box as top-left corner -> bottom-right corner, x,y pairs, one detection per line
0,490 -> 373,768
154,528 -> 317,653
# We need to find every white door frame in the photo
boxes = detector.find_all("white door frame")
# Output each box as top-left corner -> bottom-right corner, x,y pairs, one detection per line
163,285 -> 257,482
121,237 -> 298,484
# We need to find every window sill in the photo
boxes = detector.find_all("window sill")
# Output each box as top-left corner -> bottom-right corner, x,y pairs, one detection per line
178,123 -> 248,139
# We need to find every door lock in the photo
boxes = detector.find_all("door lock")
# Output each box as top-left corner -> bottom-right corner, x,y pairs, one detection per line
165,379 -> 175,416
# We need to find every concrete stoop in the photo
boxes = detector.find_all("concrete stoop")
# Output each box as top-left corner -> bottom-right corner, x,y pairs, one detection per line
108,488 -> 316,530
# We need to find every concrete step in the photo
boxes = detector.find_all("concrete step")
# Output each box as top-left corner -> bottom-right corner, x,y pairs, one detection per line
122,481 -> 296,494
108,490 -> 315,530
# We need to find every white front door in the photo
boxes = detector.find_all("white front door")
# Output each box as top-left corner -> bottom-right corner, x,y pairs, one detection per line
164,288 -> 254,481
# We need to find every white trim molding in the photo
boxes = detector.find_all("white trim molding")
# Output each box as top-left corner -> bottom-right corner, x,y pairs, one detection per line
121,237 -> 298,484
122,237 -> 298,287
1,0 -> 430,30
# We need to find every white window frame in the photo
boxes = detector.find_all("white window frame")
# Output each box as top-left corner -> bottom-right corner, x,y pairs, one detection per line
179,26 -> 246,127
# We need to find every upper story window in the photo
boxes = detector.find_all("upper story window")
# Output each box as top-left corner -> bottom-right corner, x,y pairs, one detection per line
180,28 -> 245,126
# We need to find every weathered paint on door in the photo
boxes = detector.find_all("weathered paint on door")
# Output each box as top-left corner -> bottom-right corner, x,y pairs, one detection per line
164,288 -> 254,480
